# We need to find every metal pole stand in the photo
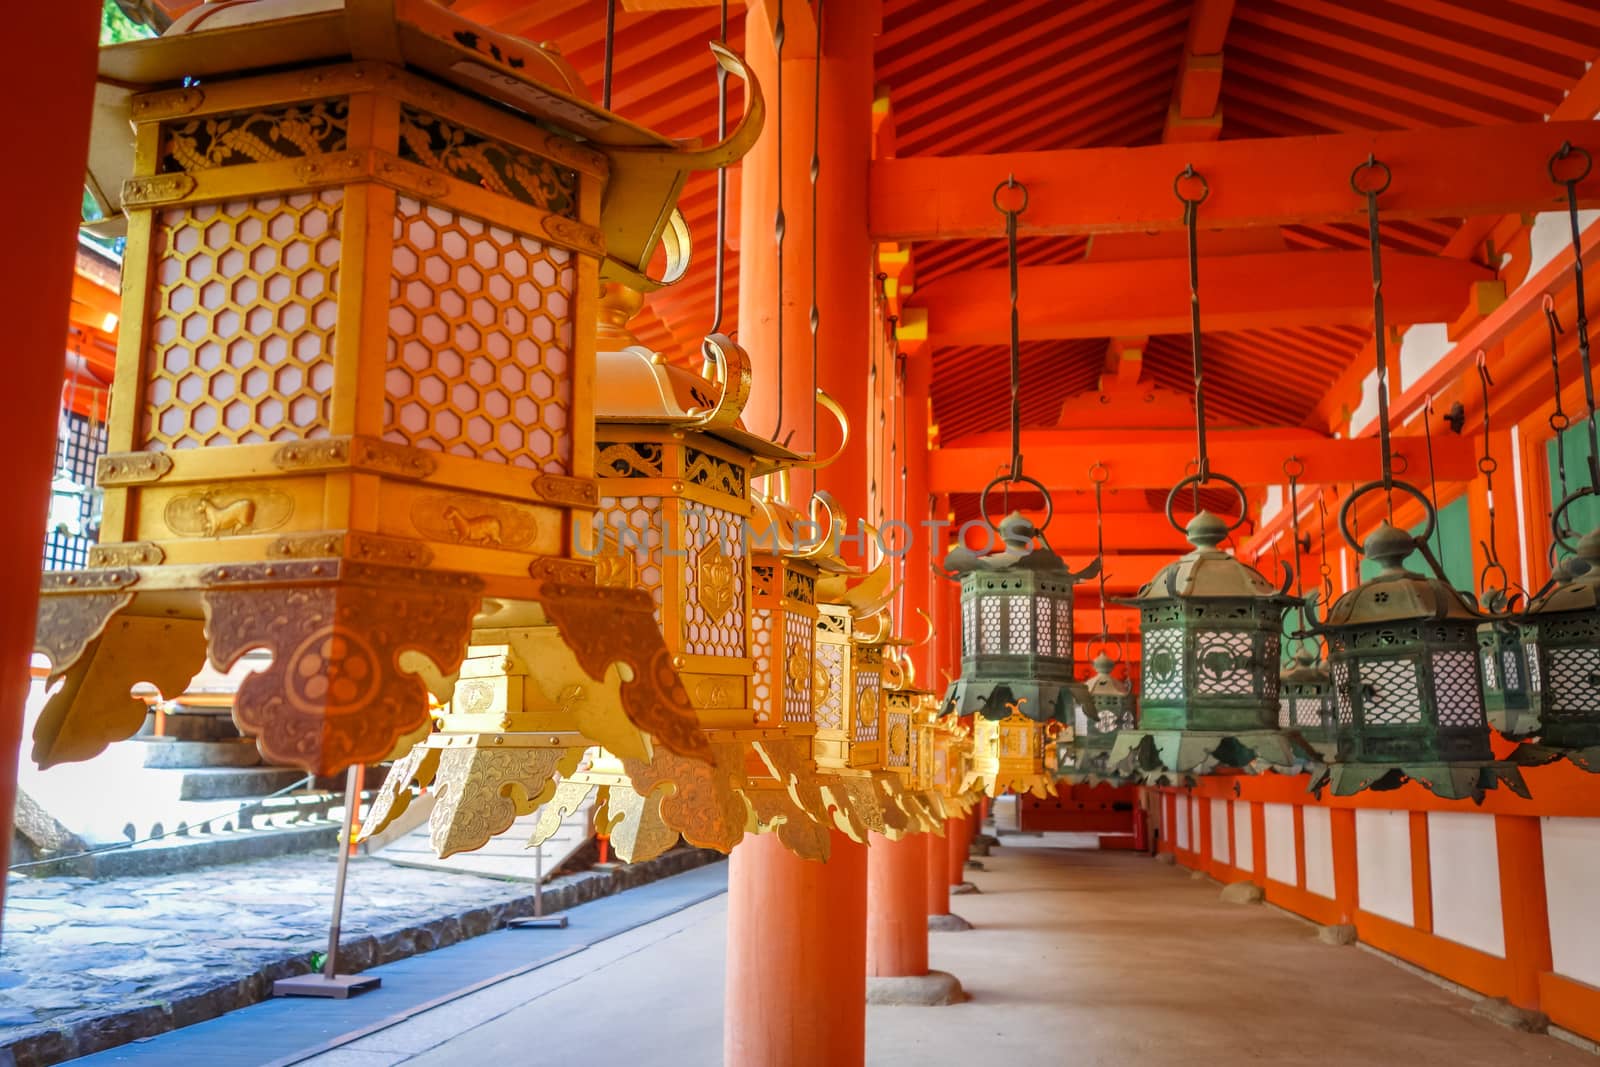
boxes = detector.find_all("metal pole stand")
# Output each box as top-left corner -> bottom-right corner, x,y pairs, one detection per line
507,838 -> 568,930
274,766 -> 382,998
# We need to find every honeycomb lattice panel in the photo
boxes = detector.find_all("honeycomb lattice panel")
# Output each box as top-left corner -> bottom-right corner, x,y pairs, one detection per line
385,196 -> 573,471
752,607 -> 774,720
1333,660 -> 1353,725
600,496 -> 664,611
682,502 -> 747,658
961,599 -> 976,658
854,667 -> 881,742
979,598 -> 1002,655
1547,646 -> 1600,715
783,610 -> 814,724
1006,595 -> 1032,654
815,641 -> 845,730
145,192 -> 341,449
1035,597 -> 1055,658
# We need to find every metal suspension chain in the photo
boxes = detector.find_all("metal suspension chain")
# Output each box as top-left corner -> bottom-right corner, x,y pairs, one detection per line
1475,352 -> 1512,599
995,176 -> 1027,480
709,0 -> 729,335
1284,457 -> 1306,651
1091,463 -> 1111,643
1178,165 -> 1212,487
1354,155 -> 1396,520
1317,496 -> 1333,607
1545,294 -> 1571,507
770,0 -> 787,442
1422,394 -> 1445,573
602,0 -> 616,111
1552,141 -> 1598,493
809,0 -> 824,450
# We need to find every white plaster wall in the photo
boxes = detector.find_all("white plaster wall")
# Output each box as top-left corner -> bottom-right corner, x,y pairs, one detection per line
1264,803 -> 1296,885
1543,816 -> 1600,989
1356,809 -> 1414,926
1527,209 -> 1600,277
1175,794 -> 1190,850
1303,806 -> 1336,899
1233,801 -> 1254,872
1210,799 -> 1231,864
1427,813 -> 1505,958
1190,793 -> 1199,851
1398,322 -> 1451,393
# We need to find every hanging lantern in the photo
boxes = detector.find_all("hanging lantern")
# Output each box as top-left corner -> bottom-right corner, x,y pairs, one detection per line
47,475 -> 90,539
881,642 -> 947,832
1057,649 -> 1137,783
1504,140 -> 1600,772
1511,526 -> 1600,770
1310,156 -> 1526,802
366,283 -> 851,862
1479,594 -> 1536,739
1109,168 -> 1315,781
1278,649 -> 1337,757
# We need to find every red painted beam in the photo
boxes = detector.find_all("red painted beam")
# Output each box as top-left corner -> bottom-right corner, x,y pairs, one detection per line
910,251 -> 1493,344
870,121 -> 1600,242
929,431 -> 1479,492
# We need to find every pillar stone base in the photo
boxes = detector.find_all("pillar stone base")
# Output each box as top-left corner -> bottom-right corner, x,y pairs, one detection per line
1155,852 -> 1176,865
928,913 -> 972,932
1472,997 -> 1549,1033
866,970 -> 966,1006
1219,881 -> 1264,904
951,881 -> 980,895
1317,923 -> 1358,946
965,859 -> 985,871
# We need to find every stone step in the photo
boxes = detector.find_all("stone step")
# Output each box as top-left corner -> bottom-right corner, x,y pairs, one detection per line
18,819 -> 346,878
137,708 -> 244,743
134,737 -> 262,769
177,767 -> 310,801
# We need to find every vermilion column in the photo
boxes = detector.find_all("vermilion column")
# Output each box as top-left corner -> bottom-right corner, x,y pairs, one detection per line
0,2 -> 100,938
927,825 -> 951,915
948,810 -> 970,886
726,1 -> 878,1063
867,833 -> 928,975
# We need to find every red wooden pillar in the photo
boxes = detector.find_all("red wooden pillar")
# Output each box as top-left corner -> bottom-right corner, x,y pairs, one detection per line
947,811 -> 969,886
726,1 -> 878,1063
0,1 -> 100,937
726,832 -> 869,1065
928,822 -> 953,915
867,832 -> 928,977
1496,814 -> 1553,1013
1331,807 -> 1360,926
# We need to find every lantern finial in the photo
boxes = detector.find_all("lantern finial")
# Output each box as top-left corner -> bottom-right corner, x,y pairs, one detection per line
1184,510 -> 1228,550
1363,522 -> 1414,570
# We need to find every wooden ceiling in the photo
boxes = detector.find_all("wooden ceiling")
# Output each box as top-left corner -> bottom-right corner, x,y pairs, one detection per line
144,0 -> 1600,445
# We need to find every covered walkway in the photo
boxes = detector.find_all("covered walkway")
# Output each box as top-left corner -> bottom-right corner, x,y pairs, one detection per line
303,844 -> 1590,1067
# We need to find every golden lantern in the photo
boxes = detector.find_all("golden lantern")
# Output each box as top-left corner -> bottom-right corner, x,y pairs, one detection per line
882,646 -> 948,833
37,2 -> 762,778
365,286 -> 852,862
966,709 -> 1063,799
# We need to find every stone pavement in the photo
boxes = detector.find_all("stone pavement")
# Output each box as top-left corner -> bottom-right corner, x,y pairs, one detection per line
0,847 -> 721,1066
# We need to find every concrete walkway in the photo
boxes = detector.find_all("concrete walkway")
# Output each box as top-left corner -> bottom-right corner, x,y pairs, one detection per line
306,843 -> 1596,1067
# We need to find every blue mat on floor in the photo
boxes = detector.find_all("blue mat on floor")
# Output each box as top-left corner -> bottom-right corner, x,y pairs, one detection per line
72,862 -> 728,1066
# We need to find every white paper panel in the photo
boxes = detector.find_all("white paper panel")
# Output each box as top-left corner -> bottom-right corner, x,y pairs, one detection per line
1543,816 -> 1600,988
1264,803 -> 1295,885
1233,802 -> 1254,872
1427,813 -> 1504,957
1210,799 -> 1231,864
1356,809 -> 1414,926
1303,805 -> 1335,899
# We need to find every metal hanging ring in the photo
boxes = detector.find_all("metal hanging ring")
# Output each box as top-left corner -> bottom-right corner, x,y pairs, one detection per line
1478,455 -> 1499,476
1389,452 -> 1410,476
1173,165 -> 1209,205
1163,470 -> 1249,534
1549,142 -> 1594,185
1282,456 -> 1305,480
1337,478 -> 1437,554
992,176 -> 1029,216
1551,485 -> 1598,555
1088,462 -> 1110,485
1087,635 -> 1125,664
1349,155 -> 1393,196
979,471 -> 1053,534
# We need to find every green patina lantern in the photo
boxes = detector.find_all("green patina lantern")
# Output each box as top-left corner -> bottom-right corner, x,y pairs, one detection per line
1056,649 -> 1136,783
939,512 -> 1096,727
1511,525 -> 1600,770
1479,590 -> 1537,739
1279,648 -> 1336,758
1311,517 -> 1528,801
1109,503 -> 1318,779
1307,154 -> 1528,802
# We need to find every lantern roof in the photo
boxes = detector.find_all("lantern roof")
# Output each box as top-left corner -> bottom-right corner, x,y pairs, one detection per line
595,286 -> 809,466
748,490 -> 853,574
1320,522 -> 1483,628
1126,510 -> 1291,604
86,0 -> 759,293
1523,526 -> 1600,617
1280,649 -> 1329,688
1085,653 -> 1129,698
941,513 -> 1094,579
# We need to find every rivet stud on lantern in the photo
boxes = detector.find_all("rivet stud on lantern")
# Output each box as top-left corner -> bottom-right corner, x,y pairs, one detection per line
1310,156 -> 1527,803
34,3 -> 762,786
1108,165 -> 1315,782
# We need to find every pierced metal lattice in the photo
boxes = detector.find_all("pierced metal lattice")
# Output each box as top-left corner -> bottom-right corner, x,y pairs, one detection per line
146,192 -> 341,449
783,610 -> 813,724
1143,627 -> 1185,701
1194,630 -> 1256,696
681,502 -> 746,658
815,641 -> 845,730
385,196 -> 573,471
1430,649 -> 1484,728
1358,658 -> 1422,726
751,607 -> 773,721
1006,595 -> 1032,654
1547,646 -> 1600,716
1333,660 -> 1354,725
